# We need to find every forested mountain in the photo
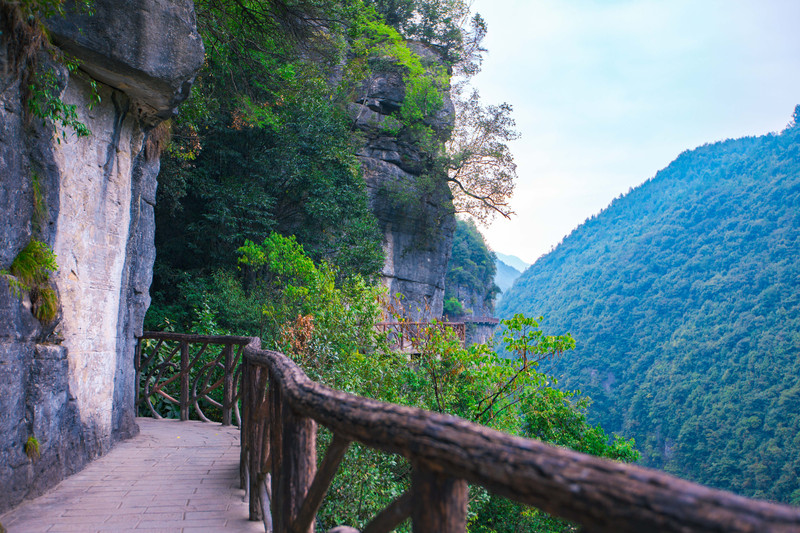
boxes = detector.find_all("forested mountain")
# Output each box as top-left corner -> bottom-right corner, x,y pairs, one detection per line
498,110 -> 800,504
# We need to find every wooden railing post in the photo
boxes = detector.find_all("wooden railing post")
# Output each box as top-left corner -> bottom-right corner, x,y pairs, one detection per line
180,340 -> 190,421
222,343 -> 235,426
134,337 -> 142,408
411,464 -> 467,533
240,357 -> 251,492
247,364 -> 271,525
292,434 -> 352,533
271,379 -> 317,533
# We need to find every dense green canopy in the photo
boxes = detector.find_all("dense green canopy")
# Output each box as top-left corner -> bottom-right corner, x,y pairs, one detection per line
148,0 -> 497,329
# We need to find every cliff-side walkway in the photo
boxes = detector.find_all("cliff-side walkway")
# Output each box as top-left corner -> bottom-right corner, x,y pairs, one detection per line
0,418 -> 262,533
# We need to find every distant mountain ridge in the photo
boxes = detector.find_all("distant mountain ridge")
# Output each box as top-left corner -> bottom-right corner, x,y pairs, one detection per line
498,108 -> 800,503
495,252 -> 530,273
494,258 -> 522,293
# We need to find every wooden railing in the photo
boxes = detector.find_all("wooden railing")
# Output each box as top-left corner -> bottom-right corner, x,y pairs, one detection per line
135,332 -> 251,425
137,332 -> 800,532
374,321 -> 466,352
460,315 -> 499,325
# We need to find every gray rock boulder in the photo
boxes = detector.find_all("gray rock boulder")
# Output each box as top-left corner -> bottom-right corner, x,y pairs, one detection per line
47,0 -> 205,123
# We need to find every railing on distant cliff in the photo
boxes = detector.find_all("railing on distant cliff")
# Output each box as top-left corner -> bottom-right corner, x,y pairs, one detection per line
375,321 -> 465,352
459,316 -> 500,346
460,315 -> 499,325
136,332 -> 800,532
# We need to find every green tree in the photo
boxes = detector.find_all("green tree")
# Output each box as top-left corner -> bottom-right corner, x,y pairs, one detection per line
210,238 -> 638,532
322,312 -> 637,532
363,0 -> 471,64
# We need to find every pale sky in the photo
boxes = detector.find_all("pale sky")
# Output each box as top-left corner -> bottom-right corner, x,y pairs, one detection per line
469,0 -> 800,264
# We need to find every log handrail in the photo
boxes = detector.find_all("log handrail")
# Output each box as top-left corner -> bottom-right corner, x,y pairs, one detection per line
138,332 -> 800,532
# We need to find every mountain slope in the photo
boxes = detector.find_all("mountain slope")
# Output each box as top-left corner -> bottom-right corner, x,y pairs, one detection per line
495,258 -> 522,293
498,110 -> 800,503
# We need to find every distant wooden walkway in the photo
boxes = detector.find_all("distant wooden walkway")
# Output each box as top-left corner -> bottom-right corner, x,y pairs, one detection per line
0,418 -> 261,533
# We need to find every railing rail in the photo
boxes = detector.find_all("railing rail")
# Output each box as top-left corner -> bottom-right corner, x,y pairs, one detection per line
460,315 -> 499,325
137,332 -> 800,532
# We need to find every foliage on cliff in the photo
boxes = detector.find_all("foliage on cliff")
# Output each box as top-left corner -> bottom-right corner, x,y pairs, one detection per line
149,0 -> 516,329
365,0 -> 518,223
498,109 -> 800,504
149,0 -> 381,328
1,0 -> 96,138
1,239 -> 58,322
444,218 -> 499,318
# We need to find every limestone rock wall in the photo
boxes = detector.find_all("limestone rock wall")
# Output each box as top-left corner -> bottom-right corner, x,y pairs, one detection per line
352,44 -> 456,320
449,282 -> 495,319
0,0 -> 202,511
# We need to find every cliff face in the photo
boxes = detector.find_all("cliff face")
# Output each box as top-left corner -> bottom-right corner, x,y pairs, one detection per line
449,283 -> 494,318
442,218 -> 500,345
0,0 -> 203,511
352,43 -> 456,320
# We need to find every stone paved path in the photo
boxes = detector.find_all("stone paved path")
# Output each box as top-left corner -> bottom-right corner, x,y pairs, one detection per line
1,418 -> 264,533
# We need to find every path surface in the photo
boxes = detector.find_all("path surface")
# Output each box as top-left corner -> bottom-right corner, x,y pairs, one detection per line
1,418 -> 263,533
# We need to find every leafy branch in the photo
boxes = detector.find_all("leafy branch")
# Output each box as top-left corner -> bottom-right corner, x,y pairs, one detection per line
446,89 -> 518,223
